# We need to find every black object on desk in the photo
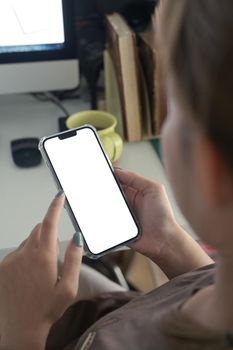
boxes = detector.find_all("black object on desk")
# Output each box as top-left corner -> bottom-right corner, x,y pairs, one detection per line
11,138 -> 42,168
58,116 -> 69,132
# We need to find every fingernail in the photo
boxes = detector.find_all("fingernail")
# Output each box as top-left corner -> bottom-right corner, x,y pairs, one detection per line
114,167 -> 123,171
72,232 -> 83,247
55,190 -> 64,198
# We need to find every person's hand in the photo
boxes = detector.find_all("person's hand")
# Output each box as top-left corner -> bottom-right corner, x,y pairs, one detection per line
116,169 -> 213,278
116,169 -> 178,259
0,194 -> 83,350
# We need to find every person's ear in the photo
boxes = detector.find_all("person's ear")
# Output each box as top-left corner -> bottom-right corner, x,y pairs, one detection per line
194,134 -> 233,208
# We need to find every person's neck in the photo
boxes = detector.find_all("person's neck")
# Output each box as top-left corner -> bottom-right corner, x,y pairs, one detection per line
183,248 -> 233,332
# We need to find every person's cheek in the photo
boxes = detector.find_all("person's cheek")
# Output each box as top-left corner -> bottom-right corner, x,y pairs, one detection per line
161,116 -> 182,204
161,117 -> 175,178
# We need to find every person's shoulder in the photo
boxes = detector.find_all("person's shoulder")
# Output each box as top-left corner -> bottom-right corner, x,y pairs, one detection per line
145,263 -> 216,304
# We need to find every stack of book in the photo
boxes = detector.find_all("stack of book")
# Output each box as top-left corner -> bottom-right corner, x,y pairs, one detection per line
104,13 -> 166,142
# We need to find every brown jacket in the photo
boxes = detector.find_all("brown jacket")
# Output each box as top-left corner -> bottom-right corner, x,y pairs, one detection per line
46,264 -> 233,349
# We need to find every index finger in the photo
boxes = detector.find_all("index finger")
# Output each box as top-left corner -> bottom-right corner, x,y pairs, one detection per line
40,193 -> 65,251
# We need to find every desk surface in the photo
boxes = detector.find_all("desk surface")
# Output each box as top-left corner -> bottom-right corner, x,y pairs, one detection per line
0,93 -> 192,254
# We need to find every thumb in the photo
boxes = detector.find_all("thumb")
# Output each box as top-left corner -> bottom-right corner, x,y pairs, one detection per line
115,168 -> 155,193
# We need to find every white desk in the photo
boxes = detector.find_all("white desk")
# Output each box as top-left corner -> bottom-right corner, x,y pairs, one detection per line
0,93 -> 192,258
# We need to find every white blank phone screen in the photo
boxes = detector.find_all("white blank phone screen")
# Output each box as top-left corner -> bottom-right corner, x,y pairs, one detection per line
44,127 -> 139,255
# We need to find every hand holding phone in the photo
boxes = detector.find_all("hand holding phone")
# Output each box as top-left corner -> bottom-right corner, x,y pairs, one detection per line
39,126 -> 140,258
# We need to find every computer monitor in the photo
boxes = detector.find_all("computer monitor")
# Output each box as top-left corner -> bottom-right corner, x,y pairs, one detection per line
0,0 -> 79,94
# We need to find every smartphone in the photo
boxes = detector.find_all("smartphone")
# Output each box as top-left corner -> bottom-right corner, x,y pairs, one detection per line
39,125 -> 140,258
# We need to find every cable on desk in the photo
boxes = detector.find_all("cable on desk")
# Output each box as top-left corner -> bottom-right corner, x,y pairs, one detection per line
52,87 -> 80,101
31,92 -> 70,118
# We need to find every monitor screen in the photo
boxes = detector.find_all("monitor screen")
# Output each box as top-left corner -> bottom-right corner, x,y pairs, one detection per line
0,0 -> 79,94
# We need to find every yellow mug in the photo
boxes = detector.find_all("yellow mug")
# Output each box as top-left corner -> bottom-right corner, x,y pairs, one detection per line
66,110 -> 123,163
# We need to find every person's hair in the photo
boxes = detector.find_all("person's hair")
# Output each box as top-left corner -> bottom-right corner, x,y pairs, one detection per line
159,0 -> 233,170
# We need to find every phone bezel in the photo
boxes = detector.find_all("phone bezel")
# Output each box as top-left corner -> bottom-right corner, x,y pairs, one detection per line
39,125 -> 141,258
